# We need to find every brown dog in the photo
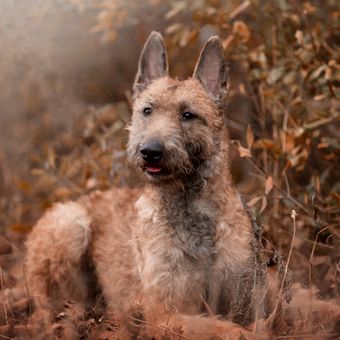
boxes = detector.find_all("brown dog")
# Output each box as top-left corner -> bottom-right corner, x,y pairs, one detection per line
26,32 -> 267,339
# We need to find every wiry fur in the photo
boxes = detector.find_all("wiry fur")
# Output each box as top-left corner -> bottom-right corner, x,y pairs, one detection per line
23,31 -> 340,340
26,32 -> 269,339
26,202 -> 91,310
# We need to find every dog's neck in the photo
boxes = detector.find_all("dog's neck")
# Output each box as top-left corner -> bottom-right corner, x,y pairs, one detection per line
148,129 -> 233,229
138,130 -> 244,262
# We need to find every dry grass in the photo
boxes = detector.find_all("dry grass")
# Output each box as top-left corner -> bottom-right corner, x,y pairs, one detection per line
0,0 -> 339,338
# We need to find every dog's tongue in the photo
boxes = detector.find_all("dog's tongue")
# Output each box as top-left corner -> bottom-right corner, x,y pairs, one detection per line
146,166 -> 162,173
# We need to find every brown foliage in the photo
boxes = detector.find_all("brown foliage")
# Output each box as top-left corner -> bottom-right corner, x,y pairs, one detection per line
0,0 -> 339,338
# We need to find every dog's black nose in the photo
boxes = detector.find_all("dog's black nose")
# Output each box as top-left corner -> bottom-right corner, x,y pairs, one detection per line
140,142 -> 163,162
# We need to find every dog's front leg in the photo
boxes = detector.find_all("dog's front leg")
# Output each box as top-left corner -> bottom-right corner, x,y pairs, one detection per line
142,294 -> 253,340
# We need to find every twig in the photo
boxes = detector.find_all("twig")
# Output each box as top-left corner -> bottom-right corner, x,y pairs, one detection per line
0,267 -> 8,324
283,173 -> 290,198
0,253 -> 20,263
201,298 -> 214,317
128,315 -> 190,339
229,0 -> 251,19
1,239 -> 33,327
281,103 -> 289,154
269,210 -> 297,328
245,158 -> 329,227
308,226 -> 329,319
277,101 -> 298,129
273,158 -> 279,217
271,25 -> 277,66
335,262 -> 340,298
0,331 -> 13,340
299,236 -> 333,250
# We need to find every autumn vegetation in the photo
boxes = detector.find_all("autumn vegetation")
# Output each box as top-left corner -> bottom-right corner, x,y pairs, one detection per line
0,0 -> 339,338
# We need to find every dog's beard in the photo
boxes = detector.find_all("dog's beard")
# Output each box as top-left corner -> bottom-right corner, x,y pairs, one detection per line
127,144 -> 212,195
127,145 -> 197,182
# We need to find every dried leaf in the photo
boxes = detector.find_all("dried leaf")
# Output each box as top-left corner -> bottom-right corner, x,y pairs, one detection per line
16,180 -> 31,193
313,94 -> 326,101
165,2 -> 186,19
325,66 -> 332,80
296,48 -> 314,64
46,146 -> 56,169
283,71 -> 296,85
330,192 -> 340,202
295,30 -> 304,45
288,149 -> 308,168
253,138 -> 275,150
309,65 -> 326,81
260,196 -> 268,213
222,35 -> 234,50
268,66 -> 285,85
31,168 -> 46,176
247,196 -> 262,207
284,134 -> 296,153
265,176 -> 273,195
304,117 -> 334,130
10,224 -> 33,234
86,177 -> 98,190
229,0 -> 251,19
179,29 -> 191,47
252,139 -> 282,156
246,125 -> 254,149
303,2 -> 316,14
165,23 -> 182,35
232,20 -> 251,43
237,144 -> 252,158
54,187 -> 72,199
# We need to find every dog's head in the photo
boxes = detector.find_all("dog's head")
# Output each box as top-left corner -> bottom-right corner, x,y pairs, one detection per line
127,32 -> 229,186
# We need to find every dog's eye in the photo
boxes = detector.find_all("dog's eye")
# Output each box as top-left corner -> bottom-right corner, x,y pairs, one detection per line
182,112 -> 196,120
143,107 -> 152,116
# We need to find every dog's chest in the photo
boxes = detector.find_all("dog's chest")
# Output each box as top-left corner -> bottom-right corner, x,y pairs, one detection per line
167,205 -> 217,261
136,195 -> 217,258
133,195 -> 219,308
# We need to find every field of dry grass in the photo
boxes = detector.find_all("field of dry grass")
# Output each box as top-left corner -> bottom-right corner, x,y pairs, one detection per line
0,0 -> 339,338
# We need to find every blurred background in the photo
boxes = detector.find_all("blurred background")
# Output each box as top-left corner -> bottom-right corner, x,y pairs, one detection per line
0,0 -> 339,318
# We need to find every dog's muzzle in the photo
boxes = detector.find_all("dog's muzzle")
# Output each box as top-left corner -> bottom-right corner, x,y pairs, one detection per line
140,141 -> 164,174
140,141 -> 163,162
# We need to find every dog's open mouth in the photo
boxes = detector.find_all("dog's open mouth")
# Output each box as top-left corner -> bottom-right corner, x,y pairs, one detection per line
145,166 -> 162,173
143,163 -> 169,176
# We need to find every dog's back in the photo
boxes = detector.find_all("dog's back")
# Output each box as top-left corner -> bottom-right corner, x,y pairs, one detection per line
26,188 -> 140,310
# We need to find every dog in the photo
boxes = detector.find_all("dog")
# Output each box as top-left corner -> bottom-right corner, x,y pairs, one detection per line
26,31 -> 269,339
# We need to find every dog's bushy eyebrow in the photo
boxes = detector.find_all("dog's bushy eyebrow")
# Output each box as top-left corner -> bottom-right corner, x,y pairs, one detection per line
179,102 -> 208,126
179,101 -> 190,112
137,99 -> 155,109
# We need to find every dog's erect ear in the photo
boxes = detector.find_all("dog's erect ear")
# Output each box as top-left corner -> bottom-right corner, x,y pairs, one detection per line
133,31 -> 168,95
193,36 -> 229,102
